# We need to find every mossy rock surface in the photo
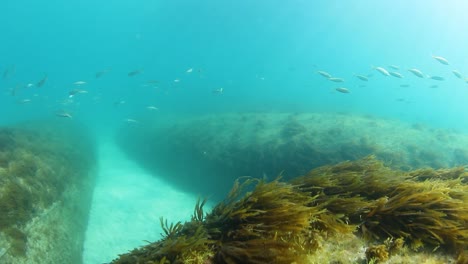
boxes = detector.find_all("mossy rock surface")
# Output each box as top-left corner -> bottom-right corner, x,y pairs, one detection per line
118,112 -> 468,198
0,120 -> 96,264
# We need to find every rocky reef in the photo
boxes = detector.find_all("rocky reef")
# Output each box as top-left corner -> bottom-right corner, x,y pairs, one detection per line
0,121 -> 96,264
118,112 -> 468,199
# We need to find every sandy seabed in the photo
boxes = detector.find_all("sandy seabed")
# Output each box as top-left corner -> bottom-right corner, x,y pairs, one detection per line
83,140 -> 198,264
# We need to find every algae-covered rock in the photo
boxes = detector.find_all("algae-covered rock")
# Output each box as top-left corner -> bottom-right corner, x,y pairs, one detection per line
118,112 -> 468,198
0,120 -> 96,264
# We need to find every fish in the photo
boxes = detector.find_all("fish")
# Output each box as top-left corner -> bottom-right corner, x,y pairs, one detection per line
374,66 -> 390,76
174,79 -> 180,83
212,88 -> 224,94
17,99 -> 32,104
317,71 -> 332,78
186,68 -> 193,73
408,68 -> 425,78
146,106 -> 159,110
124,118 -> 139,123
2,68 -> 9,79
355,75 -> 369,81
36,74 -> 48,87
400,84 -> 410,87
389,71 -> 403,78
96,69 -> 110,78
128,69 -> 143,77
429,84 -> 439,88
389,65 -> 400,70
73,81 -> 87,85
429,75 -> 445,81
26,83 -> 34,88
335,87 -> 350,93
2,65 -> 15,79
68,89 -> 88,98
432,55 -> 449,65
56,111 -> 72,118
452,70 -> 463,79
328,77 -> 344,82
114,100 -> 126,106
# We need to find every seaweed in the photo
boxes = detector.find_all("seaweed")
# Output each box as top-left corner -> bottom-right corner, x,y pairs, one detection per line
361,180 -> 468,251
4,227 -> 27,256
0,182 -> 32,228
111,156 -> 468,263
292,156 -> 468,253
112,178 -> 320,264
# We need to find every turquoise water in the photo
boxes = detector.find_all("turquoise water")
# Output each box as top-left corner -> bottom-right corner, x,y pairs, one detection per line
2,0 -> 468,131
1,1 -> 468,263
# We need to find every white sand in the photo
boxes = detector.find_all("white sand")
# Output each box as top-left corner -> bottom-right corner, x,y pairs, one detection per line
83,140 -> 198,264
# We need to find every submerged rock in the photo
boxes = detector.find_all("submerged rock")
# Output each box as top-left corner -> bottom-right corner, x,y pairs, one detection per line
118,112 -> 468,198
0,121 -> 96,263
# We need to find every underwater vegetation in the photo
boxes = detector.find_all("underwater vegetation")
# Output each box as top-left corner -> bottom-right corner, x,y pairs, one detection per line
111,156 -> 468,264
118,112 -> 468,199
112,178 -> 318,264
0,121 -> 96,263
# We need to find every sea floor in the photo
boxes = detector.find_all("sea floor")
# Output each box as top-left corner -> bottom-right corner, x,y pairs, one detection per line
82,140 -> 198,264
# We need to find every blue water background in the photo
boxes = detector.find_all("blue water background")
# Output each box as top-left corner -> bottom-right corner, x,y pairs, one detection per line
1,0 -> 468,131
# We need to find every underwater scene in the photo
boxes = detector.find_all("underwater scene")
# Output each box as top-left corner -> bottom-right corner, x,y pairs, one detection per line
1,1 -> 468,263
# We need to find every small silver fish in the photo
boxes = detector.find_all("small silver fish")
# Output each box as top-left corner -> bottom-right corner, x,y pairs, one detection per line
146,106 -> 159,110
389,65 -> 400,70
328,77 -> 344,82
389,71 -> 403,78
96,69 -> 110,78
429,84 -> 439,88
452,70 -> 462,79
432,55 -> 449,65
68,89 -> 88,98
18,99 -> 32,104
56,111 -> 72,118
36,74 -> 48,87
212,88 -> 224,94
114,100 -> 126,106
73,81 -> 87,85
374,67 -> 390,76
186,68 -> 193,73
336,87 -> 350,93
317,71 -> 332,78
124,118 -> 139,123
355,75 -> 369,81
408,68 -> 424,78
429,75 -> 444,81
400,84 -> 410,87
128,69 -> 143,77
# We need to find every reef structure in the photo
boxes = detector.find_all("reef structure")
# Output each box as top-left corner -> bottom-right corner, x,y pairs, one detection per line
118,112 -> 468,199
0,121 -> 96,264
